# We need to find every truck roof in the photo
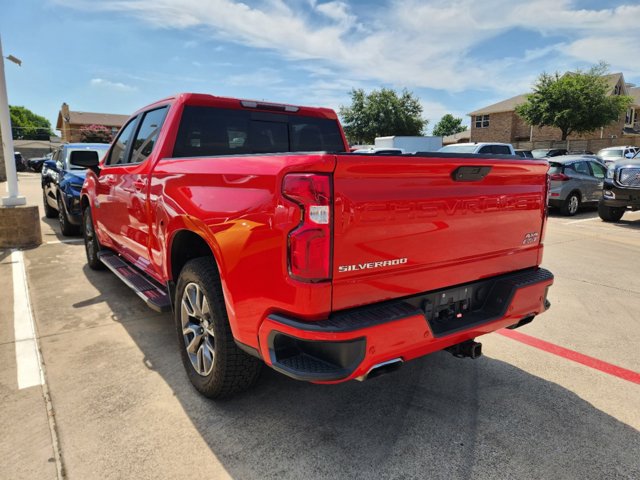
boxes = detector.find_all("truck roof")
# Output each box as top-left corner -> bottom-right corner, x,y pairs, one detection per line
131,93 -> 339,120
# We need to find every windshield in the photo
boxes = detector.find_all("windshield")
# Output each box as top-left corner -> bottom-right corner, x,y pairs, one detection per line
598,149 -> 623,158
67,146 -> 109,169
438,145 -> 477,153
532,149 -> 550,158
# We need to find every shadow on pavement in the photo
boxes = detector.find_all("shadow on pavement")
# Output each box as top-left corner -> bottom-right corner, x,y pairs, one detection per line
72,263 -> 640,480
547,206 -> 598,219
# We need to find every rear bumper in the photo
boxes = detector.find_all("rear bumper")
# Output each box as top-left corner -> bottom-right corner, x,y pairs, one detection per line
258,268 -> 554,383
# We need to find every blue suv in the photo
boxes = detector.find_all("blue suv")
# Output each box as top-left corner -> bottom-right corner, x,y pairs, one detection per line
42,143 -> 110,235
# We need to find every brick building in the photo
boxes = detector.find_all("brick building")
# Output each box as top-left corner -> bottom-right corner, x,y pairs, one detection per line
56,102 -> 129,143
468,73 -> 640,151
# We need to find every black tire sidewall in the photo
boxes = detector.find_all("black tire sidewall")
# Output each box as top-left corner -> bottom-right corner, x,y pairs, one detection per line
175,261 -> 227,394
43,190 -> 57,218
82,207 -> 104,269
562,193 -> 580,216
174,258 -> 261,399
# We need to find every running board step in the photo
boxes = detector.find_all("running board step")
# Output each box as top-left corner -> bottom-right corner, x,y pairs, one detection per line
98,251 -> 171,312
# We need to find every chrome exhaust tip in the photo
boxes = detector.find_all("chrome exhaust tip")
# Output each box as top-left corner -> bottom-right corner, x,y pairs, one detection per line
356,358 -> 404,381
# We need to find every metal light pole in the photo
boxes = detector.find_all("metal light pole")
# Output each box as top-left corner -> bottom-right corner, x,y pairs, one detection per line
0,34 -> 26,206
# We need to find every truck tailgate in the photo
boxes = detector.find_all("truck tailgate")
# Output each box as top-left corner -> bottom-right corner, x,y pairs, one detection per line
332,154 -> 548,311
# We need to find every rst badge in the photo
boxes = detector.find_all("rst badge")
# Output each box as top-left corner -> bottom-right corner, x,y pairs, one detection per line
338,257 -> 408,273
522,232 -> 539,245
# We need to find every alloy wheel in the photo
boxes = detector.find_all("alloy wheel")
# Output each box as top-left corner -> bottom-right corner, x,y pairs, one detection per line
180,283 -> 215,376
568,195 -> 579,215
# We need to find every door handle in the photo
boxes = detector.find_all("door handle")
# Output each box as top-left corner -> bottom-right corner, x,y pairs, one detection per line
133,180 -> 146,191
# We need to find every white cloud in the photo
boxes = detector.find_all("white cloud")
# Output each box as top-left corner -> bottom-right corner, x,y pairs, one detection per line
89,78 -> 137,91
64,0 -> 640,97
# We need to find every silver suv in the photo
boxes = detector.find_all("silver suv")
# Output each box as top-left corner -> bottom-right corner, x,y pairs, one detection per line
548,156 -> 607,215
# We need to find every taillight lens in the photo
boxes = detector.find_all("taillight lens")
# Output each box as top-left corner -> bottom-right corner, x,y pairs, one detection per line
282,173 -> 331,282
549,173 -> 570,181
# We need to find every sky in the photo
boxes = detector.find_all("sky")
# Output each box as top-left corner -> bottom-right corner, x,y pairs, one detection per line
1,0 -> 639,134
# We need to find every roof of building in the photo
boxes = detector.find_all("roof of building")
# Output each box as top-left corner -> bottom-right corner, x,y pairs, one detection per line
56,110 -> 129,129
468,94 -> 528,116
629,86 -> 640,106
442,129 -> 471,145
469,73 -> 631,117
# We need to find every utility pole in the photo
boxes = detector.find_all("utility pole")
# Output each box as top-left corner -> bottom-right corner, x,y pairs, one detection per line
0,34 -> 41,248
0,34 -> 25,206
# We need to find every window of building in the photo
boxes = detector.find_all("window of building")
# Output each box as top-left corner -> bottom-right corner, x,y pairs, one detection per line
475,115 -> 490,128
625,108 -> 636,126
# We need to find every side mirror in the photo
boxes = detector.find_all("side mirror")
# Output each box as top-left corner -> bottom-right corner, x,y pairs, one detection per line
43,159 -> 57,171
69,150 -> 100,173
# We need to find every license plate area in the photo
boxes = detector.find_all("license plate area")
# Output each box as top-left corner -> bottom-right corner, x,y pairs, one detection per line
403,270 -> 538,337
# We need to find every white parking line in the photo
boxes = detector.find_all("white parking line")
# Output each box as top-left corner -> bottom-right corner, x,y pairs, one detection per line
564,217 -> 599,225
46,239 -> 83,245
11,249 -> 44,389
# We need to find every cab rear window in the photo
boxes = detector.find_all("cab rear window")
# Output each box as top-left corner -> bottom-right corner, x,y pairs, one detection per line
172,106 -> 346,157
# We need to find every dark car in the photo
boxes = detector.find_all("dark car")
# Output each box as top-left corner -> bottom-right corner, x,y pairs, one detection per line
532,148 -> 568,158
41,143 -> 110,235
28,153 -> 52,173
599,153 -> 640,222
514,149 -> 533,158
14,152 -> 27,172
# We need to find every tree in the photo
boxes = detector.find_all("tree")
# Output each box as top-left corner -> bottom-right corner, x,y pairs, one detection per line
515,63 -> 633,140
79,124 -> 113,143
339,88 -> 427,144
432,114 -> 467,137
9,105 -> 52,140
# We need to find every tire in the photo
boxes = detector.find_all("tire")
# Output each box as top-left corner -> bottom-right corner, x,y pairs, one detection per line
43,189 -> 57,218
57,194 -> 80,236
560,192 -> 580,216
82,206 -> 105,270
598,202 -> 625,222
175,258 -> 261,399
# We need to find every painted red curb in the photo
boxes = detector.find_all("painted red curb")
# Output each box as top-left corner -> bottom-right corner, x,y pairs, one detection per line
498,329 -> 640,385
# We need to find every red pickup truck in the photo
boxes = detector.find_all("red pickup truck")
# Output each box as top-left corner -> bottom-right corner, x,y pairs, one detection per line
74,93 -> 553,398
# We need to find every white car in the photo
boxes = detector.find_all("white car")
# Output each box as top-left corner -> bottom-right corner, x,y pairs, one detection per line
352,147 -> 405,155
596,146 -> 638,165
438,142 -> 515,155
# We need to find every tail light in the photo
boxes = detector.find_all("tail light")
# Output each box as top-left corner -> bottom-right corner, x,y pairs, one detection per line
549,173 -> 570,181
282,173 -> 332,282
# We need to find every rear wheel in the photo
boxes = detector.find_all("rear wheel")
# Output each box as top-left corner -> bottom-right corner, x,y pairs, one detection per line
82,206 -> 104,270
175,258 -> 261,399
598,202 -> 625,222
42,190 -> 57,218
560,192 -> 580,216
57,195 -> 80,236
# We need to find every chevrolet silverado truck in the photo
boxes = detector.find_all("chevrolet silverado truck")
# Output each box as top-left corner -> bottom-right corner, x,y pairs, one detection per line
74,93 -> 554,399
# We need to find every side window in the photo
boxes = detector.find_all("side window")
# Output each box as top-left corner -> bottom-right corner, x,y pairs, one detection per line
492,145 -> 511,155
130,107 -> 169,164
573,161 -> 590,176
106,117 -> 138,166
590,162 -> 606,179
478,146 -> 491,154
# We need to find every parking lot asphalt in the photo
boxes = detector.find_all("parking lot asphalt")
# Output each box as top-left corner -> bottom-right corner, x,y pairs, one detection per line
1,172 -> 639,480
